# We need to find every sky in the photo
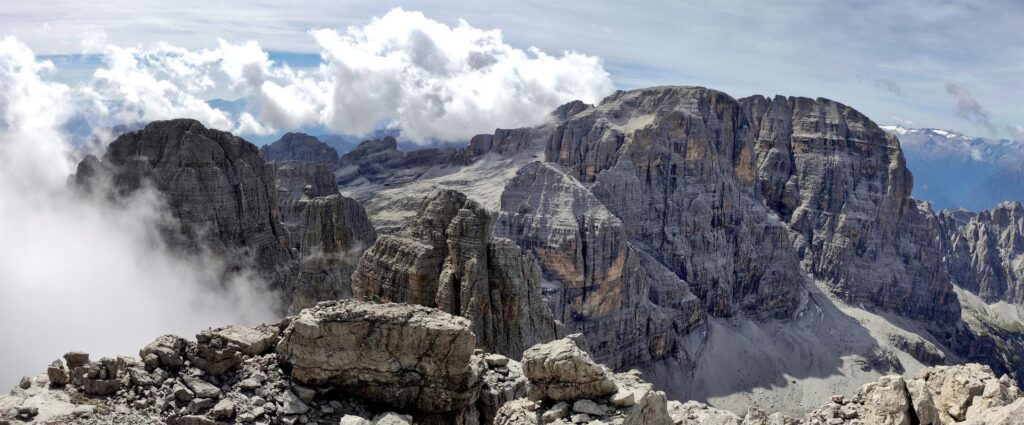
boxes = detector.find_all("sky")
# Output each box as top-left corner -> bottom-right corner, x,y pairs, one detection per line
0,0 -> 1021,142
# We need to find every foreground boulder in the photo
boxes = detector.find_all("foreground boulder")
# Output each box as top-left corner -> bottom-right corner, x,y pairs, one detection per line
495,335 -> 673,425
521,335 -> 617,401
276,299 -> 484,420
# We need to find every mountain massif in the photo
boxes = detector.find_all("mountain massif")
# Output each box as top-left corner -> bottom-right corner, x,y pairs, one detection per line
9,85 -> 1024,424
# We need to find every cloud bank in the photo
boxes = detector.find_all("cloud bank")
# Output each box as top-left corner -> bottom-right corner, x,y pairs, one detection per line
0,37 -> 280,389
40,8 -> 615,143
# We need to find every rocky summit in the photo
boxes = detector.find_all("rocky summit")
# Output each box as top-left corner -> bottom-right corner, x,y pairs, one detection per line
5,301 -> 1021,424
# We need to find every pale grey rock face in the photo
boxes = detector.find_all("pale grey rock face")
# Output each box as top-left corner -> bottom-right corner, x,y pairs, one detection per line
352,190 -> 560,357
546,87 -> 806,320
275,300 -> 482,415
260,132 -> 340,165
493,161 -> 703,369
74,119 -> 294,293
940,201 -> 1024,303
742,94 -> 961,323
537,86 -> 961,323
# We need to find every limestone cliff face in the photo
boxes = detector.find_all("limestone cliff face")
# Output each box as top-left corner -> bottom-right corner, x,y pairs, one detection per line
260,132 -> 339,165
493,162 -> 703,369
741,94 -> 961,322
545,87 -> 805,320
352,190 -> 561,357
291,194 -> 377,310
941,201 -> 1024,303
74,119 -> 294,291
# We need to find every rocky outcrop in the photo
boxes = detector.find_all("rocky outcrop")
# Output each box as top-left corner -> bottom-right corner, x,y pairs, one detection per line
276,300 -> 483,421
272,161 -> 339,249
941,201 -> 1024,303
742,94 -> 961,323
494,161 -> 703,369
292,194 -> 377,310
269,160 -> 377,311
352,190 -> 561,357
74,119 -> 294,292
260,132 -> 340,165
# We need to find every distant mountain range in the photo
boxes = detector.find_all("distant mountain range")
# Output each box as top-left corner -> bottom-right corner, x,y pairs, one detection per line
882,125 -> 1024,211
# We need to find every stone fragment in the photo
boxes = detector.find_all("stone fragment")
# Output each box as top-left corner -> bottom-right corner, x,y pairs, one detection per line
572,399 -> 604,416
46,359 -> 68,386
211,399 -> 235,419
522,335 -> 617,401
183,376 -> 222,399
542,402 -> 570,423
339,415 -> 372,425
140,335 -> 187,370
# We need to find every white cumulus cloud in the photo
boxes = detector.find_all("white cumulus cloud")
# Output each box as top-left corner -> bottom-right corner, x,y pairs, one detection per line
309,8 -> 613,141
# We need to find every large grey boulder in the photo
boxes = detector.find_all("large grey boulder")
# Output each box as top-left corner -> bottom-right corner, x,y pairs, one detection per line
276,300 -> 483,414
189,325 -> 279,375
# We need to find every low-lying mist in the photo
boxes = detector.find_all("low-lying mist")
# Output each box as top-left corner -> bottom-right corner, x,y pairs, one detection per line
0,37 -> 282,389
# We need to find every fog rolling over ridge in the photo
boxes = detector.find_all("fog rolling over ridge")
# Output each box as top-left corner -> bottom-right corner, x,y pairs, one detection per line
0,37 -> 281,389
